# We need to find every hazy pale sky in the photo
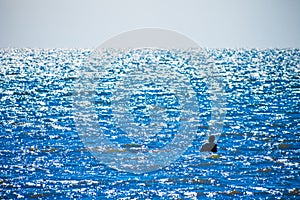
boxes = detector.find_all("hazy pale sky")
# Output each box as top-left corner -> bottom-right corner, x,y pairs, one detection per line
0,0 -> 299,48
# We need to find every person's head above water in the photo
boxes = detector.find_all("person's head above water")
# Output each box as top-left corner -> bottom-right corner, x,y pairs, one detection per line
209,135 -> 215,143
200,135 -> 217,152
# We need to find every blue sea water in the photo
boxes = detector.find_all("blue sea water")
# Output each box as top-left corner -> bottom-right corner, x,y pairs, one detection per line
0,48 -> 299,199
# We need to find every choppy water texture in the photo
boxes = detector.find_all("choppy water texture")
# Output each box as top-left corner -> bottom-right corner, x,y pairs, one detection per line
0,48 -> 299,199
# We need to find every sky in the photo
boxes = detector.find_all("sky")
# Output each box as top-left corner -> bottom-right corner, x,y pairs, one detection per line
0,0 -> 299,48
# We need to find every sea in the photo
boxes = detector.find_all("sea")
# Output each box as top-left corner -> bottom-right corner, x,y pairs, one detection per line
0,48 -> 299,199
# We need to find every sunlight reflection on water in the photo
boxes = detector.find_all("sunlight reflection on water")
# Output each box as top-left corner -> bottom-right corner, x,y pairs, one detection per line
0,48 -> 299,199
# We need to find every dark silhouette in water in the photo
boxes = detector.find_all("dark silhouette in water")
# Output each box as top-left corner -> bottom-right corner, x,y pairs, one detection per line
200,135 -> 217,153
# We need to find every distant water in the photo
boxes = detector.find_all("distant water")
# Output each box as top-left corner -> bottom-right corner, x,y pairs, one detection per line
0,48 -> 299,199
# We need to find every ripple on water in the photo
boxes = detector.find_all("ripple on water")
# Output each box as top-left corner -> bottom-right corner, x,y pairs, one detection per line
0,48 -> 299,199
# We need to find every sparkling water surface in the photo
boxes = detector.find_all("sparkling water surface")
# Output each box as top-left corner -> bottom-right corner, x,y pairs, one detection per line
0,48 -> 299,199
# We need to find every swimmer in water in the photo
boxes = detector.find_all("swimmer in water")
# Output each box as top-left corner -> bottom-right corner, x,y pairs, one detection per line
200,135 -> 217,153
